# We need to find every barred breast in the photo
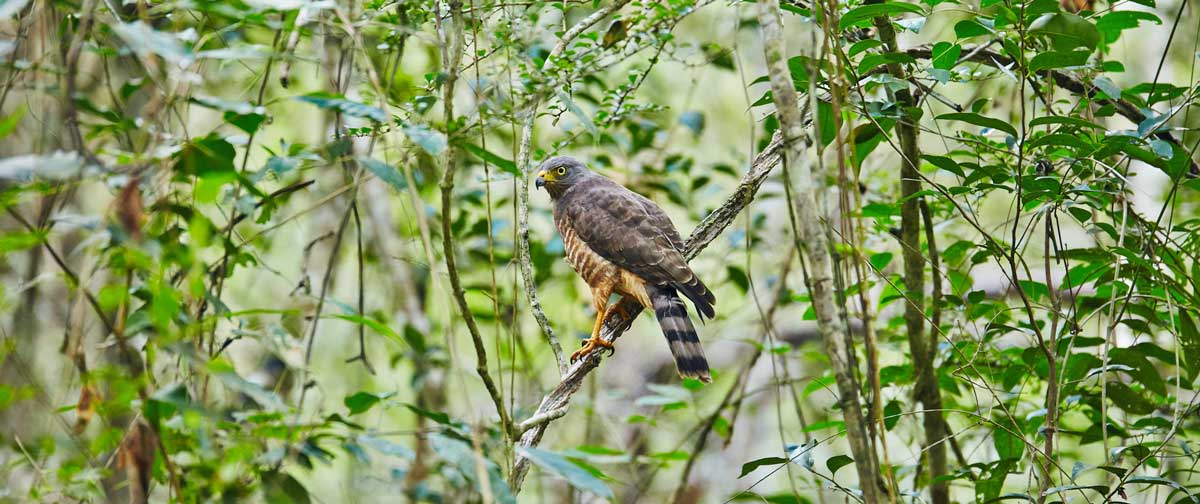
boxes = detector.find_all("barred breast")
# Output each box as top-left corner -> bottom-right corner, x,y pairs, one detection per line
558,219 -> 653,309
559,222 -> 614,286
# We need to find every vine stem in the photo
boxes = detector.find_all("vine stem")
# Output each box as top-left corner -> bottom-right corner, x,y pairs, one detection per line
435,1 -> 514,438
513,0 -> 634,377
870,4 -> 945,501
757,0 -> 887,501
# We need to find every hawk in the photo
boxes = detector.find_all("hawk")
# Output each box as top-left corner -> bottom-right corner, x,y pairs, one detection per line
535,156 -> 716,382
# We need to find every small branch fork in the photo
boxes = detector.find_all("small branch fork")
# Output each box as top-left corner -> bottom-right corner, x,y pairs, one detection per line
508,133 -> 784,493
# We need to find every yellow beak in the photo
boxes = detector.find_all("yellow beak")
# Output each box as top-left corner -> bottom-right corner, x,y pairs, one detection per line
535,169 -> 549,188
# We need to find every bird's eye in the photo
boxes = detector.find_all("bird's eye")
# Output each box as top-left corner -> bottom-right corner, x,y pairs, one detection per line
556,167 -> 567,176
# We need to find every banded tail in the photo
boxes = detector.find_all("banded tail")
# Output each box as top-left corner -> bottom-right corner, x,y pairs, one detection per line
651,287 -> 711,383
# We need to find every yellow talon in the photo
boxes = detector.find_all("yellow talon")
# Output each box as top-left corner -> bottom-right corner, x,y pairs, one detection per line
570,336 -> 615,363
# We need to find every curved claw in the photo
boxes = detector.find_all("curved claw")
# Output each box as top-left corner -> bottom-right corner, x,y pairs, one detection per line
570,337 -> 614,363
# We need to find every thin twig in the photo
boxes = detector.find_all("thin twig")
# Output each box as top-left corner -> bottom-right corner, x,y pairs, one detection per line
344,201 -> 375,374
436,1 -> 514,438
513,0 -> 634,377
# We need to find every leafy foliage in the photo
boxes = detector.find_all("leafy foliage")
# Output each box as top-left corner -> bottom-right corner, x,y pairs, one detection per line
1,0 -> 1199,502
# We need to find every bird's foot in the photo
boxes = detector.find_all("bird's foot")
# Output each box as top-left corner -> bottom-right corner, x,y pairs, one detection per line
570,336 -> 615,363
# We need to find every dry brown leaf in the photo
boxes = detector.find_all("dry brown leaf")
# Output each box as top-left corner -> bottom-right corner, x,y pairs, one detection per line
1060,0 -> 1093,13
116,175 -> 144,239
73,383 -> 98,434
117,419 -> 158,504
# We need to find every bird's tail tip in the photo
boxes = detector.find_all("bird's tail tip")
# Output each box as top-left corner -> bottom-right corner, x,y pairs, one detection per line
652,290 -> 712,384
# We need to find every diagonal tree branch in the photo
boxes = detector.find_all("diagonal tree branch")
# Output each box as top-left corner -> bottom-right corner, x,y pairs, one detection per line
509,132 -> 784,493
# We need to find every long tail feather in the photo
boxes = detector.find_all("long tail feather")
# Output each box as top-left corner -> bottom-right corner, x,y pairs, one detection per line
651,288 -> 711,382
674,273 -> 716,320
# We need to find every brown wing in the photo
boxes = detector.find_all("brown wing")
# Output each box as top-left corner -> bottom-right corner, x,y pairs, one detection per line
557,176 -> 715,318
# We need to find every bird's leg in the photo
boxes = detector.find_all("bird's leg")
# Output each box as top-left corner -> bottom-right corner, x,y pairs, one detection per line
608,300 -> 635,323
571,284 -> 616,363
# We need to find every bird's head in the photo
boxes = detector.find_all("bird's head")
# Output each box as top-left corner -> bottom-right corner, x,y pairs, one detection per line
535,156 -> 589,197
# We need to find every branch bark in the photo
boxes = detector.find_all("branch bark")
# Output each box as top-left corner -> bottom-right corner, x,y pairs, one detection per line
508,132 -> 784,494
871,11 -> 947,504
758,1 -> 885,501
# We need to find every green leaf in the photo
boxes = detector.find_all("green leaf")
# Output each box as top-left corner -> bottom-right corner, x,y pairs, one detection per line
930,42 -> 961,70
802,374 -> 835,398
1106,381 -> 1155,415
295,92 -> 387,122
868,252 -> 893,271
360,157 -> 408,191
954,19 -> 993,38
174,134 -> 236,176
937,112 -> 1018,138
1029,12 -> 1100,51
1096,10 -> 1161,43
174,134 -> 238,202
405,404 -> 452,425
516,446 -> 613,498
344,391 -> 394,415
726,265 -> 750,293
329,313 -> 408,347
858,52 -> 917,73
826,454 -> 854,475
1028,116 -> 1103,130
883,400 -> 902,430
923,154 -> 963,176
839,2 -> 924,29
435,435 -> 517,504
0,105 -> 24,140
849,39 -> 883,58
0,230 -> 46,255
461,143 -> 520,176
994,427 -> 1024,460
816,100 -> 835,147
739,456 -> 789,478
1127,476 -> 1199,502
1092,76 -> 1122,100
263,471 -> 311,504
1177,312 -> 1200,380
403,124 -> 447,155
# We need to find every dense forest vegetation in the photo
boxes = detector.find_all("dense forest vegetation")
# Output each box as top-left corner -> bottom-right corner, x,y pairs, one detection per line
1,0 -> 1199,502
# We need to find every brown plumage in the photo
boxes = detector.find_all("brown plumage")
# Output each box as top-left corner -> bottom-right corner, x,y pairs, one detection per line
536,156 -> 715,382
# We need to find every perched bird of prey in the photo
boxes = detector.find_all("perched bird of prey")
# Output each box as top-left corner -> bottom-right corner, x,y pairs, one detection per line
535,156 -> 716,382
